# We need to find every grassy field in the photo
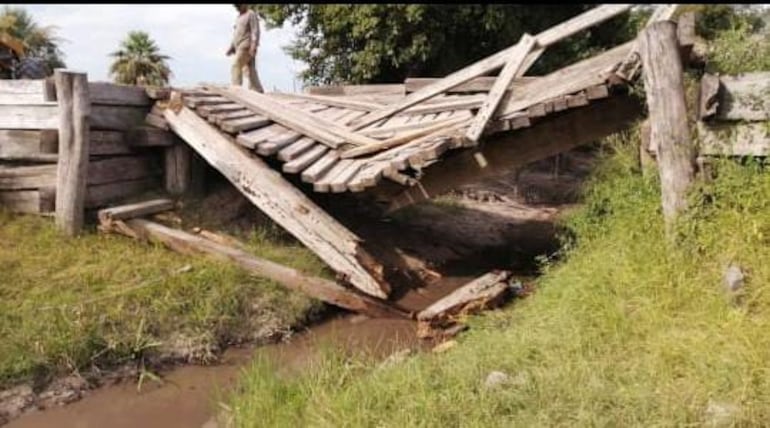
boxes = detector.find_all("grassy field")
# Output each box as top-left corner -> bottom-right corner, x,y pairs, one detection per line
0,211 -> 326,389
225,12 -> 770,427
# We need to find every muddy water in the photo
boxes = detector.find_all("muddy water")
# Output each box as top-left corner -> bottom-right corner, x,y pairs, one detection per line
7,316 -> 420,428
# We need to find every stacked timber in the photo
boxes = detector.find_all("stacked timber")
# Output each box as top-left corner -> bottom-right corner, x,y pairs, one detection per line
0,79 -> 179,214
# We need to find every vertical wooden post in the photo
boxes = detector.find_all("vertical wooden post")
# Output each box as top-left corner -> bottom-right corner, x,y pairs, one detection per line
639,21 -> 696,235
164,142 -> 192,196
54,70 -> 91,236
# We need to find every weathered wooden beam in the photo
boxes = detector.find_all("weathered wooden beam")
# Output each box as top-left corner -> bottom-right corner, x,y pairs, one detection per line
714,72 -> 770,122
697,121 -> 770,156
386,95 -> 643,212
0,79 -> 55,104
55,70 -> 91,236
90,105 -> 150,131
404,76 -> 539,94
164,143 -> 192,196
305,84 -> 405,97
103,218 -> 406,319
0,104 -> 58,129
163,105 -> 391,299
0,156 -> 160,190
0,130 -> 58,158
466,33 -> 536,144
417,271 -> 511,322
0,187 -> 55,214
353,4 -> 633,129
88,82 -> 152,106
97,198 -> 174,224
639,20 -> 696,234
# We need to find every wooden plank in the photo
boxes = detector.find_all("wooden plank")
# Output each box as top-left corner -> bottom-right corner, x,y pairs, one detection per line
0,187 -> 55,214
466,33 -> 536,144
417,271 -> 511,322
282,144 -> 328,174
277,136 -> 316,162
386,95 -> 643,212
301,150 -> 339,183
220,114 -> 271,133
91,105 -> 149,131
0,164 -> 57,189
197,102 -> 243,116
145,112 -> 169,130
404,76 -> 539,93
0,80 -> 51,104
217,86 -> 380,148
341,115 -> 472,159
586,84 -> 610,100
97,198 -> 174,224
305,84 -> 404,96
566,92 -> 589,108
0,130 -> 58,157
640,20 -> 696,234
184,95 -> 231,108
164,144 -> 192,196
313,159 -> 354,193
124,127 -> 177,147
88,155 -> 161,186
209,109 -> 253,124
270,92 -> 380,111
256,130 -> 302,156
102,218 -> 406,318
163,106 -> 390,298
88,82 -> 152,106
329,161 -> 363,193
353,4 -> 633,129
698,121 -> 770,156
0,104 -> 58,129
715,72 -> 770,122
55,70 -> 91,236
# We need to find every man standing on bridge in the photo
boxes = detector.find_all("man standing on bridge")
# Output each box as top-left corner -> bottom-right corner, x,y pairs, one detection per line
226,4 -> 264,92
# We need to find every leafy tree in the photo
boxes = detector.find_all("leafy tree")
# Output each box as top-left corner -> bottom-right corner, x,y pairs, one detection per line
0,6 -> 66,76
254,4 -> 638,86
109,31 -> 172,86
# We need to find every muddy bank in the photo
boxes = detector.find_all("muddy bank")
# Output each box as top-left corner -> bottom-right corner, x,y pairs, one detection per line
5,315 -> 420,428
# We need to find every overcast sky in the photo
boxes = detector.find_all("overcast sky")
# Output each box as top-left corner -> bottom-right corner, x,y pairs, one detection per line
10,4 -> 304,92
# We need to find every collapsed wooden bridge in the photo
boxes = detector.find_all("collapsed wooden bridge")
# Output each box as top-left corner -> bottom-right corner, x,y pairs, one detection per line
0,4 -> 699,316
157,5 -> 682,301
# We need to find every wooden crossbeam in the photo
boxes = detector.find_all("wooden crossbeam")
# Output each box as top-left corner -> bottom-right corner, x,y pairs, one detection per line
351,4 -> 633,130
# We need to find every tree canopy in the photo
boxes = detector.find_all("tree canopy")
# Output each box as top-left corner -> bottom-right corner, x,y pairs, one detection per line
255,4 -> 639,86
0,6 -> 66,76
109,31 -> 172,87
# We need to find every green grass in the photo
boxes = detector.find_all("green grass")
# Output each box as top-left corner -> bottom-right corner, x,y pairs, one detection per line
225,18 -> 770,427
0,212 -> 325,389
226,135 -> 770,428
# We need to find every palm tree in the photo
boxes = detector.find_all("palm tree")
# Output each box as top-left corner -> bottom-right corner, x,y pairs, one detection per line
0,6 -> 66,77
109,31 -> 172,86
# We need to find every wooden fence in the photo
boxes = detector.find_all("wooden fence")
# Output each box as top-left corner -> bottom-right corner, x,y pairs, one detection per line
0,75 -> 188,220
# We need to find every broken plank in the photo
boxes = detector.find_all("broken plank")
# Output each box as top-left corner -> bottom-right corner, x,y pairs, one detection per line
163,106 -> 390,298
103,218 -> 406,318
466,33 -> 536,143
417,270 -> 511,324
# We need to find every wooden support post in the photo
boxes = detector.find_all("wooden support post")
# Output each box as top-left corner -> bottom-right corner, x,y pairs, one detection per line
54,69 -> 91,236
164,142 -> 192,196
639,21 -> 696,235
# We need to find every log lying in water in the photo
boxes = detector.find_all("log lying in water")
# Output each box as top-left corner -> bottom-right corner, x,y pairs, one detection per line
418,271 -> 512,322
99,214 -> 407,320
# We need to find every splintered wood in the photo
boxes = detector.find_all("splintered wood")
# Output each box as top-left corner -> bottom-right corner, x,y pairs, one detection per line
417,271 -> 514,339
